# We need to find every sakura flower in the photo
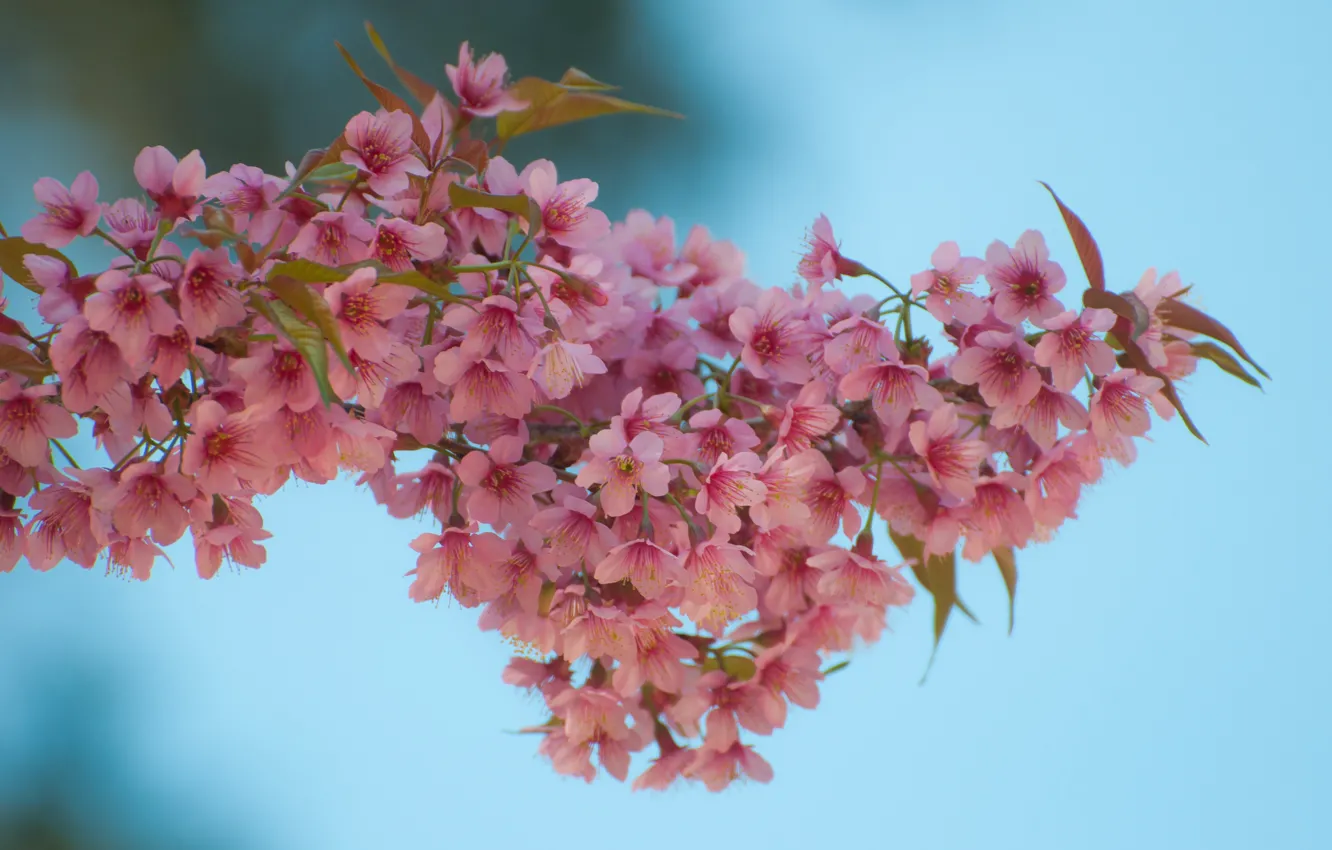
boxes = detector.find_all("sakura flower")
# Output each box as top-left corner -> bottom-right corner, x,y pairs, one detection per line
201,164 -> 284,235
960,473 -> 1035,559
839,336 -> 944,427
95,461 -> 195,545
777,380 -> 841,453
749,449 -> 813,531
26,255 -> 89,325
909,241 -> 989,325
382,461 -> 455,524
522,159 -> 611,249
289,211 -> 375,266
441,295 -> 544,371
688,409 -> 760,467
949,330 -> 1042,408
990,384 -> 1089,450
594,537 -> 683,599
680,535 -> 758,634
433,349 -> 535,422
134,146 -> 206,221
407,523 -> 510,606
178,249 -> 245,338
193,524 -> 271,579
102,198 -> 158,257
231,343 -> 323,413
1026,443 -> 1087,529
532,494 -> 618,567
908,405 -> 989,500
529,339 -> 607,400
341,109 -> 429,197
728,288 -> 814,384
984,230 -> 1067,325
610,388 -> 682,442
575,430 -> 671,518
455,435 -> 557,528
369,217 -> 448,271
797,214 -> 858,286
685,743 -> 774,792
825,315 -> 892,374
679,224 -> 745,293
446,41 -> 527,117
180,400 -> 273,494
1089,369 -> 1163,441
0,509 -> 24,573
82,270 -> 177,364
633,747 -> 699,791
323,267 -> 412,361
808,548 -> 914,608
24,477 -> 109,570
0,381 -> 78,467
792,449 -> 867,543
614,210 -> 698,286
612,606 -> 699,695
695,452 -> 767,535
1033,308 -> 1118,391
20,171 -> 101,248
47,316 -> 132,413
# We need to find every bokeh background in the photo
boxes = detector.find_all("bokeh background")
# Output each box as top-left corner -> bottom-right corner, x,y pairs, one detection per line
1,0 -> 1328,847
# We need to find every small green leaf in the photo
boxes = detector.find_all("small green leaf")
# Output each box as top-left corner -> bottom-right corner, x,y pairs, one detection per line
364,21 -> 441,105
1039,182 -> 1106,292
536,580 -> 557,618
0,238 -> 77,293
302,163 -> 361,184
926,550 -> 960,650
1189,341 -> 1262,388
447,183 -> 543,239
379,269 -> 459,301
249,295 -> 339,406
0,344 -> 53,381
266,276 -> 354,373
820,660 -> 851,676
993,546 -> 1017,635
266,259 -> 352,284
719,654 -> 757,682
335,41 -> 432,153
496,75 -> 682,140
1159,299 -> 1269,380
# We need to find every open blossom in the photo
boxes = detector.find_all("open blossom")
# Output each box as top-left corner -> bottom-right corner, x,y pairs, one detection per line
681,536 -> 757,633
1090,369 -> 1163,441
323,268 -> 412,361
407,523 -> 509,605
910,241 -> 988,325
797,215 -> 856,286
0,381 -> 78,467
729,288 -> 814,384
95,461 -> 195,545
522,160 -> 611,248
83,270 -> 177,364
685,743 -> 774,792
180,401 -> 272,494
839,336 -> 943,427
1034,308 -> 1118,391
960,473 -> 1035,558
455,435 -> 556,528
232,343 -> 323,413
825,315 -> 891,374
289,211 -> 375,266
446,41 -> 527,117
341,109 -> 429,197
777,381 -> 840,453
909,405 -> 989,500
178,249 -> 246,339
370,217 -> 448,271
576,430 -> 670,518
984,230 -> 1067,325
134,146 -> 206,221
529,340 -> 607,400
442,295 -> 544,371
531,493 -> 618,567
102,198 -> 158,256
24,476 -> 109,570
991,384 -> 1089,450
950,330 -> 1042,408
433,349 -> 535,422
695,452 -> 767,535
595,537 -> 683,599
21,172 -> 101,248
808,549 -> 913,608
794,449 -> 866,543
688,409 -> 759,467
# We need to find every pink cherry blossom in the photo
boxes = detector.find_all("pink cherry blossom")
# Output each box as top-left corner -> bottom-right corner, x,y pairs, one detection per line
178,249 -> 246,338
433,349 -> 535,422
522,159 -> 611,249
370,217 -> 448,271
83,270 -> 177,364
289,211 -> 375,266
0,381 -> 78,467
695,452 -> 767,535
798,215 -> 856,286
777,381 -> 841,453
180,400 -> 272,495
341,109 -> 429,197
910,241 -> 989,325
21,172 -> 101,248
687,409 -> 760,467
594,537 -> 683,599
323,268 -> 412,361
950,330 -> 1042,409
808,548 -> 913,608
531,494 -> 618,567
575,430 -> 670,518
1033,308 -> 1118,391
984,230 -> 1067,325
96,461 -> 195,545
454,435 -> 557,528
680,536 -> 757,633
1090,369 -> 1163,441
446,42 -> 527,117
793,449 -> 866,543
528,340 -> 607,400
839,336 -> 943,428
728,288 -> 814,384
134,146 -> 206,221
991,383 -> 1089,450
908,405 -> 989,500
407,523 -> 509,606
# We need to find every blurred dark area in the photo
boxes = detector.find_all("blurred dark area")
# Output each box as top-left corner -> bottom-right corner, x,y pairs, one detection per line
0,2 -> 726,846
0,0 -> 723,214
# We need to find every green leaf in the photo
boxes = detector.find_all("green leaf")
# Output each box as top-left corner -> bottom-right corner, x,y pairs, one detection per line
1039,182 -> 1106,292
447,183 -> 543,238
0,343 -> 53,381
536,580 -> 557,618
266,259 -> 352,284
925,550 -> 961,650
302,163 -> 360,184
1159,298 -> 1269,380
890,530 -> 978,624
379,269 -> 459,301
335,41 -> 432,153
820,660 -> 851,677
993,546 -> 1017,635
248,295 -> 339,406
266,276 -> 354,373
1083,288 -> 1151,340
719,654 -> 757,682
363,21 -> 441,105
496,75 -> 682,140
0,238 -> 77,293
1190,341 -> 1263,388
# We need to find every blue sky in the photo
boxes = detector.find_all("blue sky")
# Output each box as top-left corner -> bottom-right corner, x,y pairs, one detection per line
1,0 -> 1328,847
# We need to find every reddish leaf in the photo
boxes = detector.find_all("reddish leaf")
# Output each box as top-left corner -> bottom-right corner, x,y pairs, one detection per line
1189,341 -> 1262,388
1158,298 -> 1269,379
558,68 -> 618,91
496,76 -> 681,140
0,238 -> 77,293
0,343 -> 52,381
363,21 -> 441,105
335,42 -> 432,153
1115,316 -> 1207,443
1039,182 -> 1106,292
1083,289 -> 1150,339
993,546 -> 1017,635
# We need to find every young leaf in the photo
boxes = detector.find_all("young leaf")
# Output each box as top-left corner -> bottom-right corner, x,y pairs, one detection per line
1115,316 -> 1207,443
1039,182 -> 1106,292
0,238 -> 77,293
379,269 -> 459,301
719,654 -> 758,682
1189,341 -> 1263,388
993,546 -> 1017,634
266,276 -> 355,373
266,259 -> 352,284
890,529 -> 978,624
925,550 -> 961,650
447,183 -> 543,238
335,42 -> 432,153
1083,289 -> 1150,340
820,660 -> 851,676
558,68 -> 618,91
0,344 -> 53,381
1158,298 -> 1269,379
248,295 -> 339,406
363,21 -> 440,105
496,76 -> 682,140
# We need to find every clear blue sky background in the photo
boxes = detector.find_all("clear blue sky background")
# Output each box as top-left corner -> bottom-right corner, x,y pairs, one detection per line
1,1 -> 1328,848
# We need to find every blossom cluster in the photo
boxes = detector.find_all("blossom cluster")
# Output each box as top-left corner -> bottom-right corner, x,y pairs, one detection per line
0,37 -> 1264,791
